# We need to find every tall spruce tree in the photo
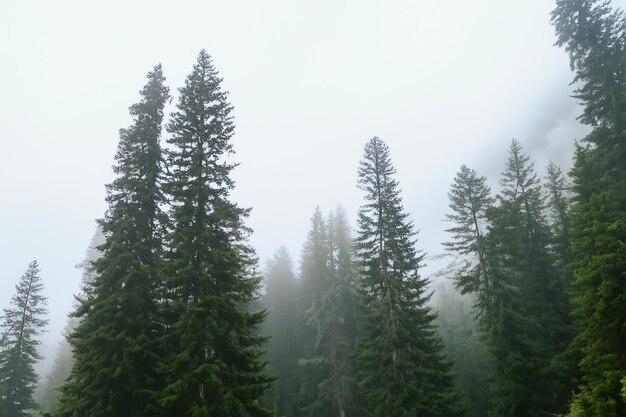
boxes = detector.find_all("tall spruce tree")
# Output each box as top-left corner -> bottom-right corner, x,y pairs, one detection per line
443,165 -> 493,314
260,246 -> 302,417
552,1 -> 626,415
487,139 -> 572,416
443,164 -> 529,417
441,165 -> 494,417
0,260 -> 48,417
53,65 -> 170,417
542,161 -> 580,412
353,137 -> 463,417
161,50 -> 271,417
301,206 -> 360,417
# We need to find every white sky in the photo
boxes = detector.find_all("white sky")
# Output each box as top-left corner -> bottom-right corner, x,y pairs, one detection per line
2,0 -> 621,376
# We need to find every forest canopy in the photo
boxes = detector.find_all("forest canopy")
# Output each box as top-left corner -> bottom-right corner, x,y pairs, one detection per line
1,1 -> 625,417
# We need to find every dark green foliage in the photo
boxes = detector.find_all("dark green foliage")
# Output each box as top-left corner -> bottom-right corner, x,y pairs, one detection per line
0,260 -> 48,417
552,1 -> 626,415
439,165 -> 493,417
444,163 -> 530,417
354,137 -> 464,417
443,165 -> 493,314
444,149 -> 576,416
300,206 -> 360,417
54,65 -> 170,417
161,50 -> 271,417
543,162 -> 581,410
260,246 -> 302,417
487,140 -> 564,416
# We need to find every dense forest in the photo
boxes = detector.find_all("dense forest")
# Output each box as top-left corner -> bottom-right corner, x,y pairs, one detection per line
0,1 -> 625,416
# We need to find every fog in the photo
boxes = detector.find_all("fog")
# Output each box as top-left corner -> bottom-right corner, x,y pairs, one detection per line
0,0 -> 603,377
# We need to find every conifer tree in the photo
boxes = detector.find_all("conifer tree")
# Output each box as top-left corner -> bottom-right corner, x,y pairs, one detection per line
0,260 -> 48,417
544,162 -> 573,274
354,137 -> 463,417
300,207 -> 330,314
260,246 -> 302,417
552,1 -> 626,415
443,165 -> 493,314
298,206 -> 329,414
486,139 -> 571,416
445,146 -> 576,416
36,228 -> 104,413
161,50 -> 271,417
443,164 -> 527,417
441,165 -> 494,417
302,206 -> 360,417
542,161 -> 580,412
53,65 -> 170,417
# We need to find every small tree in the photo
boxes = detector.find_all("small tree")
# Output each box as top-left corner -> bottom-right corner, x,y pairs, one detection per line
0,260 -> 48,417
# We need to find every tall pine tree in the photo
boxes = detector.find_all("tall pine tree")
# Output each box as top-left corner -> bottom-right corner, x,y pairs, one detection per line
443,163 -> 530,417
441,165 -> 494,417
542,161 -> 580,413
552,1 -> 626,415
487,139 -> 572,416
54,65 -> 170,417
161,50 -> 271,417
0,260 -> 48,417
443,164 -> 493,314
354,137 -> 463,417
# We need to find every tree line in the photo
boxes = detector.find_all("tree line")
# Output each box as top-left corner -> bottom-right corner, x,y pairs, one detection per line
1,1 -> 624,416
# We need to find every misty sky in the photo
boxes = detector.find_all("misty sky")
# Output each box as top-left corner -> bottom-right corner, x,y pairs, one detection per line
2,0 -> 618,376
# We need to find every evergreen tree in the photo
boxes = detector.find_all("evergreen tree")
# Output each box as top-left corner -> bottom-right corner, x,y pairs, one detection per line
300,207 -> 330,316
552,1 -> 626,415
301,206 -> 360,417
543,161 -> 581,411
54,65 -> 170,417
260,246 -> 302,417
353,137 -> 463,417
36,227 -> 105,413
298,206 -> 329,414
439,165 -> 495,416
443,164 -> 525,417
544,161 -> 573,275
161,50 -> 271,417
0,260 -> 48,417
487,139 -> 568,416
443,165 -> 493,316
